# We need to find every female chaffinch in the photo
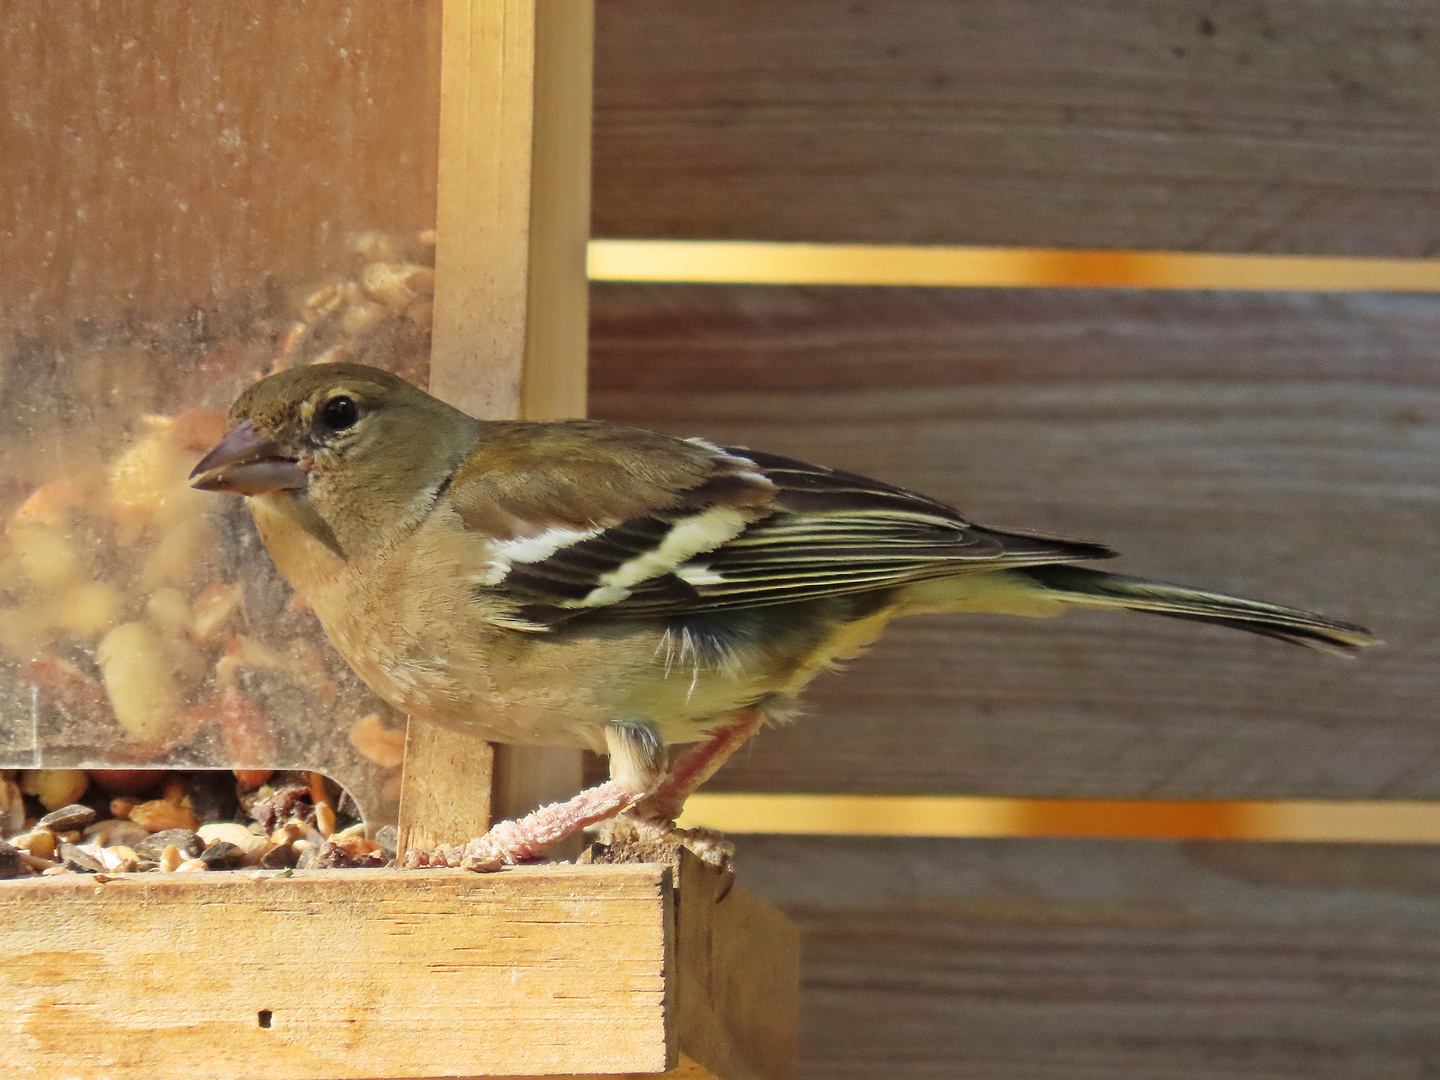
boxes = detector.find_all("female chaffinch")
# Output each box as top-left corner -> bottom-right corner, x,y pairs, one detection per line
191,363 -> 1375,869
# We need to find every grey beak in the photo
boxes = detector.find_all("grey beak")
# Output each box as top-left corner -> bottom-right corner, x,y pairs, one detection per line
189,420 -> 308,495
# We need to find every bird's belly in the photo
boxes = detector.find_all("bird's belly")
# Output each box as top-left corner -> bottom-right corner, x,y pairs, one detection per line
263,505 -> 854,750
330,605 -> 790,751
319,600 -> 615,750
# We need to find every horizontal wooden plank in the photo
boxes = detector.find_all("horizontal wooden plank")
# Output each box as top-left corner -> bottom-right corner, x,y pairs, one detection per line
0,865 -> 672,1079
589,283 -> 1440,799
736,834 -> 1440,1080
593,0 -> 1440,256
0,0 -> 435,334
452,1058 -> 719,1080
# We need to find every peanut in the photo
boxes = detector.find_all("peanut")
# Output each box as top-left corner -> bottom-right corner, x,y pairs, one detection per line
348,713 -> 405,769
50,581 -> 122,639
188,582 -> 241,644
234,769 -> 273,790
25,830 -> 56,860
128,799 -> 198,834
315,801 -> 336,840
20,769 -> 89,812
145,588 -> 190,639
8,524 -> 83,591
361,262 -> 434,311
97,622 -> 184,746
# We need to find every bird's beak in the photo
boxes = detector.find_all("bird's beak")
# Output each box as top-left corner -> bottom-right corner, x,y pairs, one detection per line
189,420 -> 309,496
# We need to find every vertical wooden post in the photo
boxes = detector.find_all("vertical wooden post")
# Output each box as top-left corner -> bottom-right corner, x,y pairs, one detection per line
398,0 -> 593,858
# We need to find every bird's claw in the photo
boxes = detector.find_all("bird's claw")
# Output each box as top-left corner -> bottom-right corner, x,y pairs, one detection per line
397,825 -> 532,873
659,823 -> 735,871
583,814 -> 735,876
396,807 -> 736,879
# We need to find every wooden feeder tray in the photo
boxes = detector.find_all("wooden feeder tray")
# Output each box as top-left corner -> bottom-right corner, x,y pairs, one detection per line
0,852 -> 796,1080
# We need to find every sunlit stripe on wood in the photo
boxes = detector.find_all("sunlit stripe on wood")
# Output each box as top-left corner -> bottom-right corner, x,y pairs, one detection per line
677,794 -> 1440,843
589,239 -> 1440,291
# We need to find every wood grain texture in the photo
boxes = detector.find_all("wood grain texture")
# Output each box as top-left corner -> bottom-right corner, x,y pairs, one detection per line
397,719 -> 494,855
0,0 -> 435,334
590,283 -> 1440,799
735,834 -> 1440,1080
429,0 -> 591,422
676,854 -> 800,1080
426,0 -> 592,842
523,0 -> 594,423
0,865 -> 672,1079
593,0 -> 1440,255
451,1057 -> 725,1080
429,0 -> 542,419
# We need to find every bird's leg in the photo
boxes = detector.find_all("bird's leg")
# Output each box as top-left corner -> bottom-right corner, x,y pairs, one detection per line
400,721 -> 665,873
401,780 -> 642,871
637,708 -> 763,824
594,709 -> 764,870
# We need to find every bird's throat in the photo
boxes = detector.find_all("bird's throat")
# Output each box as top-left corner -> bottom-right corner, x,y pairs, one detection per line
247,491 -> 348,588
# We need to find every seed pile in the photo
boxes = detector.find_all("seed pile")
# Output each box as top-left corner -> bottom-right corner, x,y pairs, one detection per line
0,767 -> 396,879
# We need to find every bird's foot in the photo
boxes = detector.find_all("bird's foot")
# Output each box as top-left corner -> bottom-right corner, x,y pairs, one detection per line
582,814 -> 735,875
398,779 -> 643,872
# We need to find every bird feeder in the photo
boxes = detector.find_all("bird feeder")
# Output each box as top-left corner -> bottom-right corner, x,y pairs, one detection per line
0,2 -> 798,1076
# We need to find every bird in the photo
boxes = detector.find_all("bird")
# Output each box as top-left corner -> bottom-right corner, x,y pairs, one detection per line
190,362 -> 1377,870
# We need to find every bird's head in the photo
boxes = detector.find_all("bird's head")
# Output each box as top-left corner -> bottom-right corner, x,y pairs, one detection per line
190,363 -> 480,556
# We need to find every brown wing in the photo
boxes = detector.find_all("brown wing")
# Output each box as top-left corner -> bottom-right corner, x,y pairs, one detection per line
445,420 -> 746,537
447,426 -> 1113,630
575,447 -> 1113,621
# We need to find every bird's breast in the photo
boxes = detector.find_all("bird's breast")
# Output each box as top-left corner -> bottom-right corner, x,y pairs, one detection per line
246,495 -> 877,750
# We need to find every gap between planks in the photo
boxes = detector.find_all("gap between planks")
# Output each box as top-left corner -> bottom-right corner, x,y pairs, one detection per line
587,239 -> 1440,291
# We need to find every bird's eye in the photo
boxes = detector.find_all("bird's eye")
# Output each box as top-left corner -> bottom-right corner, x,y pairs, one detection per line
317,395 -> 360,432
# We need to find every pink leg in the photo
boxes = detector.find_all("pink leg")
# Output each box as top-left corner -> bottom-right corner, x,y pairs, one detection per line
401,711 -> 765,874
400,779 -> 644,872
636,709 -> 763,824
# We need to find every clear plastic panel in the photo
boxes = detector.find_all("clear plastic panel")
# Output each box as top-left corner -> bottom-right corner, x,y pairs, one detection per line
2,3 -> 437,831
0,234 -> 436,829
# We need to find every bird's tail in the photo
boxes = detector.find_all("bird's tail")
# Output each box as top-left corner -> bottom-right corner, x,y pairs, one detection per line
1015,565 -> 1378,656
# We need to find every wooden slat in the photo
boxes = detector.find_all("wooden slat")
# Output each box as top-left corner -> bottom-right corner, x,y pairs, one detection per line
736,834 -> 1440,1080
590,283 -> 1440,799
414,0 -> 593,850
429,0 -> 592,423
593,0 -> 1440,256
456,1059 -> 719,1080
0,0 -> 434,334
523,0 -> 595,424
489,0 -> 592,836
0,865 -> 672,1079
396,720 -> 494,857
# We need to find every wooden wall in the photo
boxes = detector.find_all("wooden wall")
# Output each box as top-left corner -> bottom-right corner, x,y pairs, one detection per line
591,3 -> 1440,1075
593,0 -> 1440,255
738,835 -> 1440,1079
589,284 -> 1435,801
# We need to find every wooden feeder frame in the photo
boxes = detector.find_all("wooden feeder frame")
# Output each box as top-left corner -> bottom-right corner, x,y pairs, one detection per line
0,3 -> 800,1078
